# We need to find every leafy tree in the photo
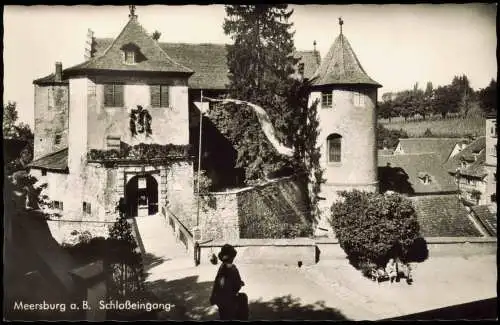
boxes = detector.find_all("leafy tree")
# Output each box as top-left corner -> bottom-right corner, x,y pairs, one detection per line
214,4 -> 299,182
330,190 -> 427,274
3,102 -> 34,174
151,30 -> 161,41
3,101 -> 19,137
477,79 -> 497,115
107,213 -> 146,300
424,81 -> 433,97
432,85 -> 455,118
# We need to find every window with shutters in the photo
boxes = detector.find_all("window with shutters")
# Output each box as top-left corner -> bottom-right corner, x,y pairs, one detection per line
104,84 -> 124,107
106,136 -> 121,150
327,133 -> 342,163
150,85 -> 169,107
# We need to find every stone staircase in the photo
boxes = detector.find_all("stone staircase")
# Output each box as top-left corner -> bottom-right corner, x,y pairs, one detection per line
132,214 -> 195,277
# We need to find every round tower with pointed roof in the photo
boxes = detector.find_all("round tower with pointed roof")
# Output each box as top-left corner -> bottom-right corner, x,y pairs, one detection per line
309,19 -> 382,222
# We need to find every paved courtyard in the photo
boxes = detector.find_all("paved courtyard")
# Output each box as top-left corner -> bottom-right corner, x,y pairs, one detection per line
143,253 -> 497,320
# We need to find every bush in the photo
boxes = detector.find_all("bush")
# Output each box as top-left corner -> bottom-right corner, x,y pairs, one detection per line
330,190 -> 427,271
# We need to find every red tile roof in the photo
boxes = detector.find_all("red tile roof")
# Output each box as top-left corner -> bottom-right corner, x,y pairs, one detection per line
28,148 -> 68,172
378,152 -> 457,194
92,38 -> 320,90
410,195 -> 482,237
471,205 -> 497,236
34,35 -> 321,90
445,137 -> 487,178
310,33 -> 381,87
396,138 -> 468,163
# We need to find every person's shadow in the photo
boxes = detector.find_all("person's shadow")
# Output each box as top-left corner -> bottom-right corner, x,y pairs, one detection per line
145,275 -> 348,320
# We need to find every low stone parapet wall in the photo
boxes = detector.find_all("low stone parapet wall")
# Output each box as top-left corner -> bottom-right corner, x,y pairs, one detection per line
198,238 -> 316,266
426,237 -> 497,257
315,237 -> 498,262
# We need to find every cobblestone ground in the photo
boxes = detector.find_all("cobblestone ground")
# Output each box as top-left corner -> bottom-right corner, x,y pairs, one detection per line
144,254 -> 496,321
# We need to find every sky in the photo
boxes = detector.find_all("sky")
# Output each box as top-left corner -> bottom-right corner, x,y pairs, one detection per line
3,4 -> 497,127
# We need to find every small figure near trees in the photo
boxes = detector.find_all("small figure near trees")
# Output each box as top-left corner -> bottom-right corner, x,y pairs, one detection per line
385,258 -> 397,283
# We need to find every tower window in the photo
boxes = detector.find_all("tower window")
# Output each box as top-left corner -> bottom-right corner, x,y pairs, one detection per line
104,84 -> 124,107
150,85 -> 169,107
321,91 -> 333,108
327,133 -> 342,162
354,91 -> 365,107
41,169 -> 47,176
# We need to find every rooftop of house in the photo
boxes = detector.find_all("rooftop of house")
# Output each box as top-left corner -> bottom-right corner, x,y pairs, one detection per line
28,148 -> 68,173
470,204 -> 497,236
378,148 -> 394,156
378,152 -> 457,194
34,16 -> 321,90
409,195 -> 482,237
395,138 -> 468,163
310,31 -> 381,88
445,136 -> 487,178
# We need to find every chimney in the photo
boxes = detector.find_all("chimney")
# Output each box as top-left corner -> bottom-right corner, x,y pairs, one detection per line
84,29 -> 94,60
55,62 -> 63,82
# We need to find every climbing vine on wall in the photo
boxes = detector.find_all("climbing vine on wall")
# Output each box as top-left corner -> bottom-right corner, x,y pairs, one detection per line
88,143 -> 191,161
129,105 -> 152,137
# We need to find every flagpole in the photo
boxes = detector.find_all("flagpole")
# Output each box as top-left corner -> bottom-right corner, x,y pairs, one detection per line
196,90 -> 203,228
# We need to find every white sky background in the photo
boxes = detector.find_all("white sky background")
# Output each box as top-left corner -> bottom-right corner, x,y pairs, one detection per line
3,4 -> 497,127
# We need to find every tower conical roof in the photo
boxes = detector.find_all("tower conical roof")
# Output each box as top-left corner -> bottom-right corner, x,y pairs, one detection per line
311,33 -> 381,88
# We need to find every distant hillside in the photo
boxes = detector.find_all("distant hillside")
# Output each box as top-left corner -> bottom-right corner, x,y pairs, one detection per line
380,116 -> 485,138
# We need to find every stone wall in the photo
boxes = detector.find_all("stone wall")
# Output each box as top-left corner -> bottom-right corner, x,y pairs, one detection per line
165,161 -> 195,230
198,192 -> 239,241
237,175 -> 311,239
195,175 -> 310,242
198,238 -> 316,266
34,84 -> 69,160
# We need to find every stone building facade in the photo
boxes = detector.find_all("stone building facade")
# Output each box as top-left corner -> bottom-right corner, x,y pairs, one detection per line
484,114 -> 497,205
28,9 -> 381,243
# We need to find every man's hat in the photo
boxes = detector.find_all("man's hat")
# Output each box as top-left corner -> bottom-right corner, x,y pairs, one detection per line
218,244 -> 237,262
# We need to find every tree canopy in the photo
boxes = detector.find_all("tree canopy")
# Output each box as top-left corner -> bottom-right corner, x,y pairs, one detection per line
210,5 -> 310,182
330,190 -> 428,274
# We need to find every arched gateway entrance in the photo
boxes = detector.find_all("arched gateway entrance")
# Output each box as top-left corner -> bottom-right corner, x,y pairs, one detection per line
125,174 -> 158,217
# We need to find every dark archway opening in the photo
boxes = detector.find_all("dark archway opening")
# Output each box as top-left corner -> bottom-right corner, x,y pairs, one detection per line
125,174 -> 158,218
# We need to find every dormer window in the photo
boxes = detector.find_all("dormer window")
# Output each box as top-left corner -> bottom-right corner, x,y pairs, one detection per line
124,50 -> 136,65
121,43 -> 142,65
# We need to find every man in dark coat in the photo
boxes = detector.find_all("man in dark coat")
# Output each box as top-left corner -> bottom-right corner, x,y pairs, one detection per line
210,244 -> 248,320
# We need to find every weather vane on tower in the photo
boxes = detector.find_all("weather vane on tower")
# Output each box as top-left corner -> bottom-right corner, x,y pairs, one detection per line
339,17 -> 344,34
129,5 -> 137,19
